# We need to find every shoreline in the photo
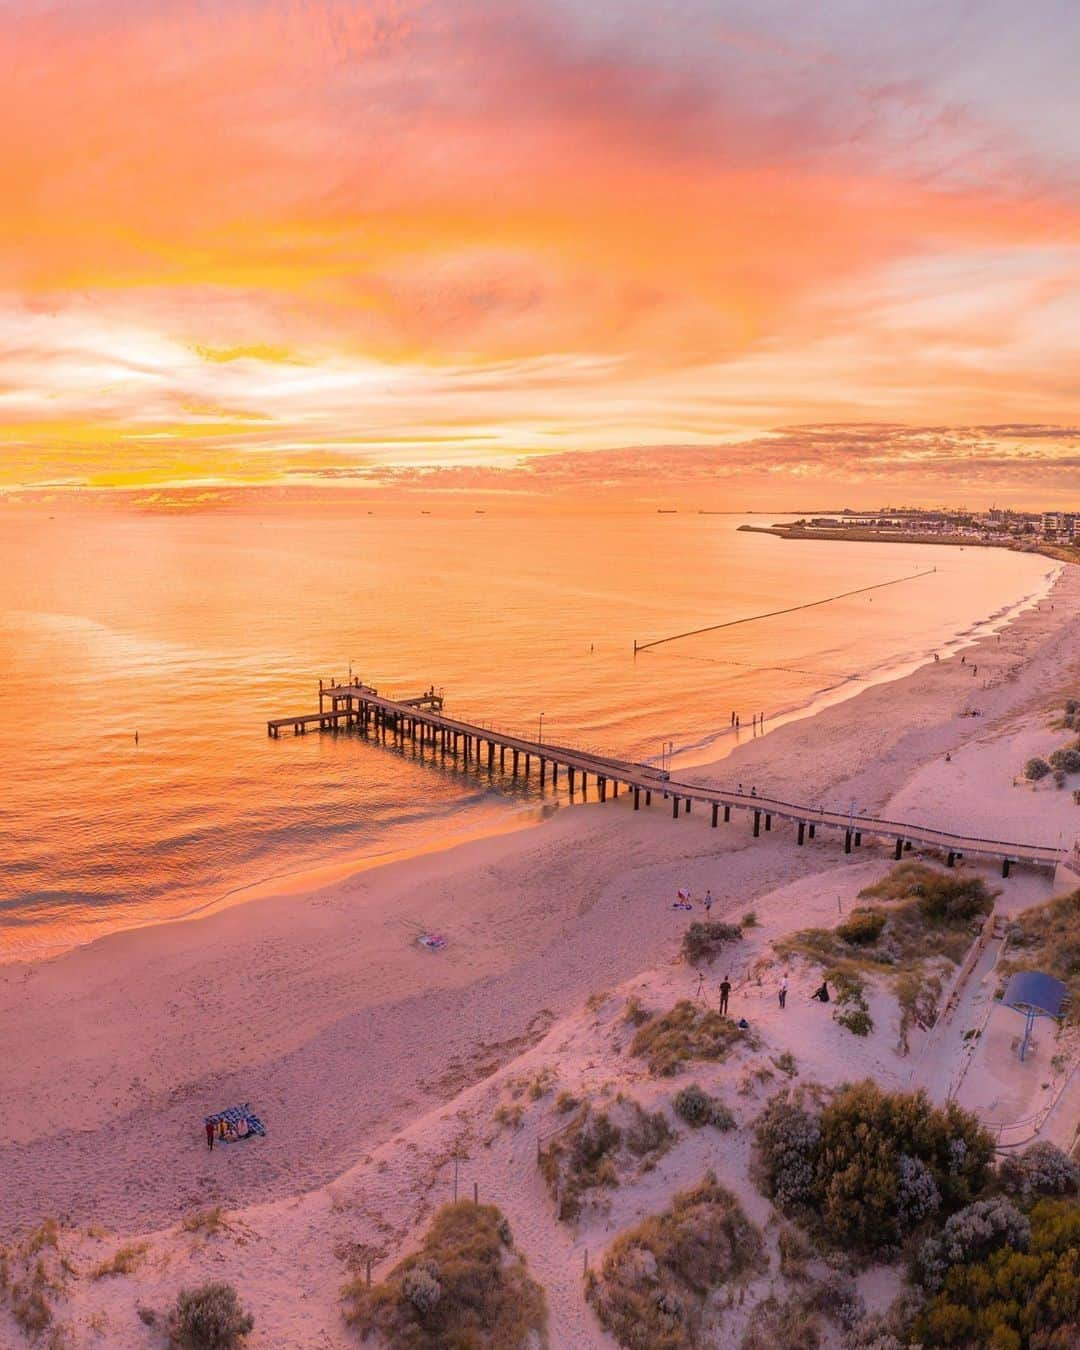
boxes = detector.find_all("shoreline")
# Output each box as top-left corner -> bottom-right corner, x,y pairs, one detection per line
740,521 -> 1080,567
2,562 -> 1078,1240
2,549 -> 1063,970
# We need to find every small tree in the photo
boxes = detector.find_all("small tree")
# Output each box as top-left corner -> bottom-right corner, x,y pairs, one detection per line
1024,757 -> 1051,782
168,1283 -> 253,1349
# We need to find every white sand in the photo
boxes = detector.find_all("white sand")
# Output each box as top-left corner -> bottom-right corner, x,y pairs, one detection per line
2,567 -> 1078,1346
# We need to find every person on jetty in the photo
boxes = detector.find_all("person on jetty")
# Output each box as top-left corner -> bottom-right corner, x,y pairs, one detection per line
719,975 -> 731,1015
811,980 -> 830,1003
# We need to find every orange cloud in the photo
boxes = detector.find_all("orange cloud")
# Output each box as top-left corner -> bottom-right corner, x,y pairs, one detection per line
1,1 -> 1077,489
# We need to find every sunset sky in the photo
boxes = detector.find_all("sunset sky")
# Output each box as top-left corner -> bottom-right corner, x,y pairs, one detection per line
3,0 -> 1078,502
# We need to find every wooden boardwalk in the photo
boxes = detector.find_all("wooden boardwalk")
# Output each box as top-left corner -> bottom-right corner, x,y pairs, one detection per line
268,682 -> 1065,877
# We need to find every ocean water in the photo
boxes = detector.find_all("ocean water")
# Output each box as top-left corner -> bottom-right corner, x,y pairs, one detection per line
0,504 -> 1055,959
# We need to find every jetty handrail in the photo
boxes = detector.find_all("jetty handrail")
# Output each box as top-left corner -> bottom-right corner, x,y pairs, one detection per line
273,683 -> 1066,868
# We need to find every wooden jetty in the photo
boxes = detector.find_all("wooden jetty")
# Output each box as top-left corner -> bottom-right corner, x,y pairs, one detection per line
268,681 -> 1065,877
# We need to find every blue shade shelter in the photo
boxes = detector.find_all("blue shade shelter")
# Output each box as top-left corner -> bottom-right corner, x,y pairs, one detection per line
1001,971 -> 1068,1061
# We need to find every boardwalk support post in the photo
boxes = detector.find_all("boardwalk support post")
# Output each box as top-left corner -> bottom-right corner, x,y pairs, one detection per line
895,837 -> 903,860
854,831 -> 861,847
797,821 -> 805,845
753,810 -> 761,837
764,813 -> 771,832
673,796 -> 680,818
711,803 -> 718,828
723,804 -> 730,823
845,830 -> 852,854
1002,858 -> 1011,878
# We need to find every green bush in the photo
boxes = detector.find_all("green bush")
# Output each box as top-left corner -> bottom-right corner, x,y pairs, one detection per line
1049,747 -> 1080,774
631,1000 -> 751,1076
342,1201 -> 547,1348
836,908 -> 887,946
587,1175 -> 767,1349
998,1141 -> 1079,1199
827,969 -> 874,1037
672,1083 -> 735,1131
167,1283 -> 254,1349
681,921 -> 743,965
754,1082 -> 994,1254
858,862 -> 995,925
1024,757 -> 1052,781
913,1198 -> 1080,1347
834,1006 -> 873,1036
916,1196 -> 1030,1292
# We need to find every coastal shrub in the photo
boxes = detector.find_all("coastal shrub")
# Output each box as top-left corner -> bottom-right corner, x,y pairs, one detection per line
672,1083 -> 735,1130
1049,747 -> 1080,774
167,1283 -> 254,1349
741,1294 -> 823,1349
913,1198 -> 1080,1347
10,1285 -> 52,1337
92,1241 -> 147,1279
827,968 -> 874,1037
836,908 -> 887,946
342,1201 -> 547,1348
999,888 -> 1080,1022
754,1087 -> 822,1207
624,1104 -> 676,1158
998,1141 -> 1079,1199
681,920 -> 742,965
807,1272 -> 866,1330
895,1154 -> 941,1228
540,1099 -> 674,1220
896,969 -> 943,1055
1024,756 -> 1052,781
540,1107 -> 621,1220
916,1196 -> 1030,1292
622,995 -> 652,1027
586,1175 -> 767,1350
859,863 -> 995,925
777,1222 -> 813,1278
754,1082 -> 994,1253
742,910 -> 759,928
630,1000 -> 752,1076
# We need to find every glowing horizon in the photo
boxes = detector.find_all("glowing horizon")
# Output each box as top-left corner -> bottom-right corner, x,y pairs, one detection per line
3,1 -> 1078,500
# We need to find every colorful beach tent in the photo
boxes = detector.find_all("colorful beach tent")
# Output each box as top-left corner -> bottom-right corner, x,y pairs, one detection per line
204,1103 -> 266,1140
1001,971 -> 1068,1061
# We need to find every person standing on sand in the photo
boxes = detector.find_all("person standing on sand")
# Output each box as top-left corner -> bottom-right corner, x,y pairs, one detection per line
719,975 -> 731,1015
704,889 -> 713,917
205,1119 -> 214,1151
779,975 -> 788,1009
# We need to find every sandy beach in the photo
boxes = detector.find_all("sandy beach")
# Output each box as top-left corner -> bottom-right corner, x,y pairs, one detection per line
2,565 -> 1079,1346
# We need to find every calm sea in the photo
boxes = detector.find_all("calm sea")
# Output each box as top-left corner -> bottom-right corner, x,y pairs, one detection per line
0,505 -> 1055,959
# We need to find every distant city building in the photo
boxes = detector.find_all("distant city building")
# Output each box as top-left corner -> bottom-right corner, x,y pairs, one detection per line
1042,512 -> 1078,540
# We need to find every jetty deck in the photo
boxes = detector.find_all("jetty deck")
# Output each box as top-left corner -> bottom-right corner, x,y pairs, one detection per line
268,682 -> 1065,877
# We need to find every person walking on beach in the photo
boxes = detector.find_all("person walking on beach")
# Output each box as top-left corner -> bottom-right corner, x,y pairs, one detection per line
205,1119 -> 214,1151
719,975 -> 731,1016
704,889 -> 713,917
779,974 -> 788,1009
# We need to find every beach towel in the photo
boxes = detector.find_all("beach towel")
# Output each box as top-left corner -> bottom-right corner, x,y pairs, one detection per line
204,1102 -> 266,1140
417,932 -> 447,951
